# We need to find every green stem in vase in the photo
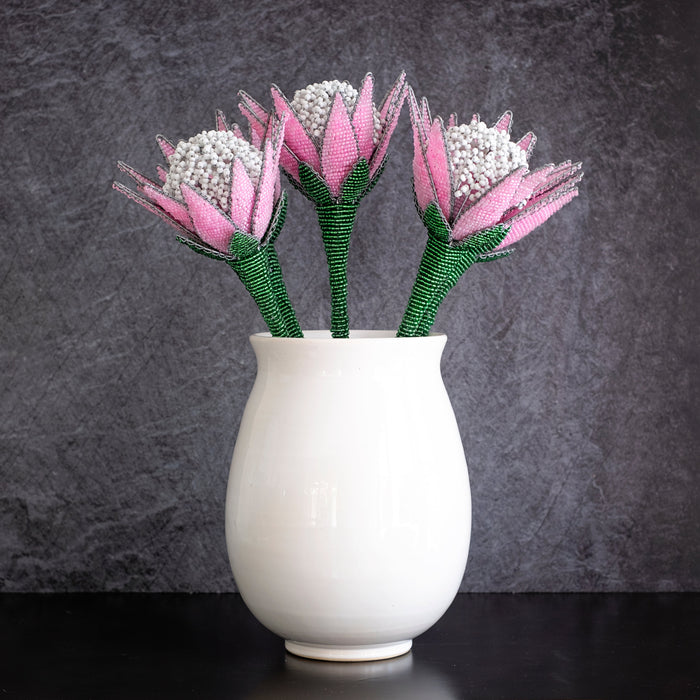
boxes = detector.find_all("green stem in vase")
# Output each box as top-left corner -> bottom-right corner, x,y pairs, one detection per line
316,202 -> 359,339
396,233 -> 457,337
228,247 -> 287,337
263,193 -> 303,338
415,226 -> 510,336
265,244 -> 303,337
413,242 -> 481,337
397,201 -> 510,337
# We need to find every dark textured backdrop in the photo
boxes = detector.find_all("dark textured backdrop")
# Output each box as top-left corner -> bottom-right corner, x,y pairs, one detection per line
1,0 -> 698,592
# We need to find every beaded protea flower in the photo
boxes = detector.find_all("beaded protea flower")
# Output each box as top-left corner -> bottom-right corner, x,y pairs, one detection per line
397,88 -> 583,337
239,73 -> 408,338
239,72 -> 407,202
113,112 -> 302,337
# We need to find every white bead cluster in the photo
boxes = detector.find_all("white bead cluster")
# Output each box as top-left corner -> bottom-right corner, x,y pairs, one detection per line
163,130 -> 263,212
445,118 -> 528,203
290,80 -> 382,145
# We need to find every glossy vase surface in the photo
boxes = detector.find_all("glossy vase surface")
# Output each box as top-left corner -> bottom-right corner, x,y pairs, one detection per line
225,330 -> 471,661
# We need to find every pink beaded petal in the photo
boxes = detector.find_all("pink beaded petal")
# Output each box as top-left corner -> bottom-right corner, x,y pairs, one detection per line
549,159 -> 575,176
542,161 -> 581,193
240,114 -> 261,149
509,179 -> 534,210
546,160 -> 573,180
274,170 -> 281,199
369,80 -> 407,177
407,89 -> 428,143
509,165 -> 554,210
142,183 -> 193,228
408,95 -> 434,212
414,149 -> 435,213
516,169 -> 582,218
516,132 -> 537,158
494,111 -> 513,134
379,71 -> 407,123
268,112 -> 287,163
112,181 -> 191,236
229,158 -> 256,233
216,110 -> 229,132
447,113 -> 458,129
278,146 -> 300,183
156,134 -> 176,160
239,105 -> 267,150
238,92 -> 269,144
524,164 -> 555,192
232,123 -> 246,141
498,188 -> 578,247
421,97 -> 432,132
252,142 -> 279,239
271,85 -> 321,172
425,119 -> 453,218
528,164 -> 581,208
452,168 -> 525,241
268,114 -> 287,198
239,102 -> 264,128
215,111 -> 245,139
352,73 -> 375,161
181,184 -> 235,253
258,113 -> 285,199
117,161 -> 160,189
321,92 -> 360,198
248,128 -> 262,149
156,165 -> 168,183
239,91 -> 269,124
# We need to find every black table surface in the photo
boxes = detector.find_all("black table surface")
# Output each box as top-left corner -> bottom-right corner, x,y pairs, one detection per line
1,592 -> 698,699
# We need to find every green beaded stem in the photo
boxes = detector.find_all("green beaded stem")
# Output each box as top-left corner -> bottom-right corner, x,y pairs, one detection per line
397,200 -> 509,337
396,234 -> 461,337
317,203 -> 359,338
265,244 -> 303,337
175,194 -> 302,337
263,194 -> 303,338
228,248 -> 287,337
292,158 -> 377,338
413,226 -> 508,336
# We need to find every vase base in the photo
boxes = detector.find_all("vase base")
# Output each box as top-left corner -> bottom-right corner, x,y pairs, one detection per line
285,639 -> 412,662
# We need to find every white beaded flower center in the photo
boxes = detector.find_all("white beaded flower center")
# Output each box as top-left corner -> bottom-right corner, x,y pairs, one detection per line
163,130 -> 263,212
291,80 -> 382,145
446,118 -> 528,203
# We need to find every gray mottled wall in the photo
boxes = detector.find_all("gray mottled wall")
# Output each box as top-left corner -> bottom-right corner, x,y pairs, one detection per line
1,0 -> 697,592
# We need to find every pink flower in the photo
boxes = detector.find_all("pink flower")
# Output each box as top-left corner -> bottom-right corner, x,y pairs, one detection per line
397,89 -> 584,337
113,111 -> 287,257
409,88 -> 582,250
239,73 -> 407,201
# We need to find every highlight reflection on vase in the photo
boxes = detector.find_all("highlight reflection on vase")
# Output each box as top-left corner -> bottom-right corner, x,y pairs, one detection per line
248,652 -> 459,699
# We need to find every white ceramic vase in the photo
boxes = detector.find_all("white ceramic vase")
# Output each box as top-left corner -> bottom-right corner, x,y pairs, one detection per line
225,330 -> 471,662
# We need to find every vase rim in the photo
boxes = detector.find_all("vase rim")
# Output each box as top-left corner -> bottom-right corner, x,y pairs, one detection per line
250,330 -> 447,342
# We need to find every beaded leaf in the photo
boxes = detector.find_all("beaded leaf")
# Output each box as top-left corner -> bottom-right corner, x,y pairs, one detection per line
298,162 -> 333,205
340,158 -> 369,205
